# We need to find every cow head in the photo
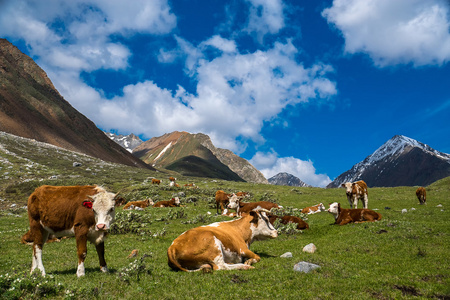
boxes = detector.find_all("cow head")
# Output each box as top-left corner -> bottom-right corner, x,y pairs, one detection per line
88,191 -> 117,231
227,194 -> 241,209
173,197 -> 180,206
249,210 -> 278,242
317,203 -> 326,212
327,202 -> 341,219
341,182 -> 353,196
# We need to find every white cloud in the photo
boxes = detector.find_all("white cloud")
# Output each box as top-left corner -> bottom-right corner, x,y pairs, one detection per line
250,151 -> 332,187
246,0 -> 285,40
322,0 -> 450,67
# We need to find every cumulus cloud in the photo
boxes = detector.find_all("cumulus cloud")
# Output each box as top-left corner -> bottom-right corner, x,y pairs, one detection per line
250,151 -> 332,187
246,0 -> 285,40
322,0 -> 450,67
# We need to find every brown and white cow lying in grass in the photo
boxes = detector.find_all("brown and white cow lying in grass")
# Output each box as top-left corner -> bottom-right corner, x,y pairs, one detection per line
123,199 -> 154,210
25,185 -> 116,277
416,187 -> 427,205
341,180 -> 369,209
327,202 -> 381,225
227,194 -> 280,216
268,214 -> 309,230
167,210 -> 277,271
153,197 -> 180,207
301,203 -> 326,214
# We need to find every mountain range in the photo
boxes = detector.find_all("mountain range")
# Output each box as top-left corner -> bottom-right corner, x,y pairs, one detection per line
2,38 -> 450,187
0,38 -> 150,170
327,135 -> 450,188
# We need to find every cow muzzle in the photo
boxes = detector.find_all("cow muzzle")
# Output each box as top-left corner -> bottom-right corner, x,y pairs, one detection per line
96,223 -> 108,231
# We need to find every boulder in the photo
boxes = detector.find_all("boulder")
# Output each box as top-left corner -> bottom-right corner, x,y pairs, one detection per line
293,261 -> 320,273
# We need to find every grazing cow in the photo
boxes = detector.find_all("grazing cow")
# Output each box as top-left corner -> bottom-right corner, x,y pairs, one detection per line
301,203 -> 326,214
153,197 -> 180,208
25,185 -> 116,277
341,180 -> 368,209
215,190 -> 231,214
416,187 -> 427,205
327,202 -> 381,225
169,177 -> 177,182
123,199 -> 153,210
227,194 -> 280,216
167,210 -> 278,271
268,214 -> 309,230
152,178 -> 161,185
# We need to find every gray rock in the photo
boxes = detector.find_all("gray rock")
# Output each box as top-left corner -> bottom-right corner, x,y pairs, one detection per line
401,209 -> 408,213
293,261 -> 320,273
280,252 -> 293,258
73,162 -> 82,167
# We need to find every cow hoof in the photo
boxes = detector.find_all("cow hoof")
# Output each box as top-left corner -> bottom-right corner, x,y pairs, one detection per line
100,266 -> 108,273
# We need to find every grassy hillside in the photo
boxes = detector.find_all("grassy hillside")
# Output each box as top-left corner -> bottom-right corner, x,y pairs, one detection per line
1,132 -> 449,299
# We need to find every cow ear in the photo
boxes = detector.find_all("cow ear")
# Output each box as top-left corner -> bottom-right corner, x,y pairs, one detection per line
249,211 -> 259,223
341,183 -> 345,187
82,200 -> 93,209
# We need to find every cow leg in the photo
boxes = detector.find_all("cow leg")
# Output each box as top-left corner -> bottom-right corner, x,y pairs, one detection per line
76,235 -> 88,277
30,223 -> 49,276
353,197 -> 358,209
95,242 -> 108,273
347,196 -> 353,209
363,195 -> 368,209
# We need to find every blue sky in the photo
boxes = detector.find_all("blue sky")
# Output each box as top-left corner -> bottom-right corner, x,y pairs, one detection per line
1,0 -> 450,187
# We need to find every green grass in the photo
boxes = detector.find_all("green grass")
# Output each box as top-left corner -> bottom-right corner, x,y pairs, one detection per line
1,132 -> 450,299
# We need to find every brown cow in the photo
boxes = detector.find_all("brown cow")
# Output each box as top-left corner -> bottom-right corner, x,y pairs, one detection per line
169,177 -> 177,182
25,185 -> 116,277
215,190 -> 231,214
327,202 -> 381,225
268,214 -> 309,230
341,180 -> 368,209
152,178 -> 161,185
153,197 -> 180,207
301,203 -> 326,214
416,187 -> 427,205
167,210 -> 277,271
227,194 -> 280,216
123,199 -> 154,210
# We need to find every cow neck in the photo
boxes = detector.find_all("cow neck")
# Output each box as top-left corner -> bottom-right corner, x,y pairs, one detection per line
237,200 -> 246,215
230,214 -> 254,244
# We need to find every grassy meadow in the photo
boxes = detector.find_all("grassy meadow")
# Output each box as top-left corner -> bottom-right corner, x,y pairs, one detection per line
1,132 -> 449,299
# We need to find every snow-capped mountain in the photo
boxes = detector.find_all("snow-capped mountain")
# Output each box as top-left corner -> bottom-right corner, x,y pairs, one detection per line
268,172 -> 311,187
327,135 -> 450,188
105,132 -> 143,153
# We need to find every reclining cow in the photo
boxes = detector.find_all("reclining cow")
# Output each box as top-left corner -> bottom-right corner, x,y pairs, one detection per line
341,180 -> 369,209
327,202 -> 381,225
268,214 -> 309,230
153,197 -> 180,207
25,185 -> 116,277
301,203 -> 326,214
167,210 -> 277,271
227,194 -> 280,216
123,198 -> 154,210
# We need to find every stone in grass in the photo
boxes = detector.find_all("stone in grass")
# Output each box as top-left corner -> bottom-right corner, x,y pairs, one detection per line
280,252 -> 292,258
302,243 -> 316,253
293,261 -> 320,273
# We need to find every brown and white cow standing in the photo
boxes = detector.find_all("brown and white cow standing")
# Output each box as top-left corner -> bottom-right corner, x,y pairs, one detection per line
25,185 -> 116,277
327,202 -> 381,225
341,180 -> 368,209
227,194 -> 280,216
167,210 -> 278,271
416,187 -> 427,205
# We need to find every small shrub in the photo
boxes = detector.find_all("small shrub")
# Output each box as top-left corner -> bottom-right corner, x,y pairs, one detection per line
0,272 -> 64,299
110,211 -> 153,235
157,208 -> 187,221
117,254 -> 152,284
181,213 -> 214,225
272,219 -> 303,235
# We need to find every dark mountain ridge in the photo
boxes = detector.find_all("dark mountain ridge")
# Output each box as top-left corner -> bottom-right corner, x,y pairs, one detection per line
0,38 -> 151,169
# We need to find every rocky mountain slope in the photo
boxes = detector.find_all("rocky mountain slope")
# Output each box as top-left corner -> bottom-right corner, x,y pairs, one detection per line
0,38 -> 150,169
268,172 -> 311,187
105,132 -> 143,152
327,135 -> 450,188
133,131 -> 267,183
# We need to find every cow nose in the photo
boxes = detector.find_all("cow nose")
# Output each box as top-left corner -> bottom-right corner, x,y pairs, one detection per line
96,224 -> 106,231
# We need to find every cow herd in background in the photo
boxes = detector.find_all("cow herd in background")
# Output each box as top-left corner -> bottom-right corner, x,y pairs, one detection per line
20,177 -> 428,275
